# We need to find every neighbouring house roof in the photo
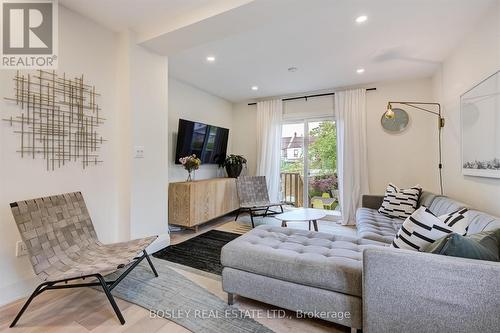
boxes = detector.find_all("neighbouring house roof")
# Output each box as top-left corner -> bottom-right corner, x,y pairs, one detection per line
281,133 -> 315,150
282,132 -> 303,150
281,136 -> 292,148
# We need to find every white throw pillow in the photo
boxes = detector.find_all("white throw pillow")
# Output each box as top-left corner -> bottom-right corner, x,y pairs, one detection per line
439,208 -> 470,235
378,183 -> 422,219
390,206 -> 469,251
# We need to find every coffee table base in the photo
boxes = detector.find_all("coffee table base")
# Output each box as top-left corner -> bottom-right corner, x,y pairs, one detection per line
280,220 -> 318,231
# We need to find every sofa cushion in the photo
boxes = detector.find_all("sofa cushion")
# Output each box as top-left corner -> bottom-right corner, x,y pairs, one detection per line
466,210 -> 500,234
356,208 -> 403,243
428,196 -> 468,216
221,225 -> 386,297
419,191 -> 436,207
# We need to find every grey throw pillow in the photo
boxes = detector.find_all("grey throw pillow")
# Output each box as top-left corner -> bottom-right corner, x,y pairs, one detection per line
424,229 -> 500,262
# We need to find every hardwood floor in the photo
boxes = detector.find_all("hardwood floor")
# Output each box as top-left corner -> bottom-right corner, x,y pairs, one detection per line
0,288 -> 190,333
0,213 -> 353,333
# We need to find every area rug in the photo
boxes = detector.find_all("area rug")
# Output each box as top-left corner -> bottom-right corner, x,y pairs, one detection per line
105,258 -> 273,333
215,220 -> 252,234
153,230 -> 240,275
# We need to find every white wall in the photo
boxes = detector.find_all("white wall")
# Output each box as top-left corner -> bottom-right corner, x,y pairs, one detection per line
0,6 -> 169,306
366,78 -> 438,193
0,6 -> 119,305
168,78 -> 233,181
232,78 -> 438,194
432,2 -> 500,216
232,102 -> 257,176
127,34 -> 169,243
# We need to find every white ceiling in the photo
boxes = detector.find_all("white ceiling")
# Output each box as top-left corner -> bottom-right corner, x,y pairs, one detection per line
60,0 -> 496,103
166,0 -> 495,102
59,0 -> 253,41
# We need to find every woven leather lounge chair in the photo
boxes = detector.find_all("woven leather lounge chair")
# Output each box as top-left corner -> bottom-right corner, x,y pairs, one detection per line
9,192 -> 158,327
234,176 -> 284,228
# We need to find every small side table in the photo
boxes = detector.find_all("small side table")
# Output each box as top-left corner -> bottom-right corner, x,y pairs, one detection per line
275,208 -> 326,232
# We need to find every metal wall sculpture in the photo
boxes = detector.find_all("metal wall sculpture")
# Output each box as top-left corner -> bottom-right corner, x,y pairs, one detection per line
3,70 -> 105,171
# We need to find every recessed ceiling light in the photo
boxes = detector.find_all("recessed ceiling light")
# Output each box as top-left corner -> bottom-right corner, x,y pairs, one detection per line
288,66 -> 298,72
251,86 -> 259,91
355,15 -> 367,23
206,56 -> 215,62
356,68 -> 365,74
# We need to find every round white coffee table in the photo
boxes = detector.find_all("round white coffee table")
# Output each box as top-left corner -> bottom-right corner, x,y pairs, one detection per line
275,208 -> 326,231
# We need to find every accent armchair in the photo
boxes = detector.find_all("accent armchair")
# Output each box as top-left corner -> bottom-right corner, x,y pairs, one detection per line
9,192 -> 158,327
234,176 -> 283,228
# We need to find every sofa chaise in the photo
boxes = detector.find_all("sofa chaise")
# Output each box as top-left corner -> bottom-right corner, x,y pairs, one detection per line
221,192 -> 500,333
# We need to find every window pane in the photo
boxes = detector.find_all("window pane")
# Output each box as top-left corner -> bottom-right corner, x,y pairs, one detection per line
307,120 -> 339,214
280,123 -> 304,207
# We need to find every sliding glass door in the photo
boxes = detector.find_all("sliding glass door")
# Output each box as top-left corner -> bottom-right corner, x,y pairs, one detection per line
280,118 -> 338,211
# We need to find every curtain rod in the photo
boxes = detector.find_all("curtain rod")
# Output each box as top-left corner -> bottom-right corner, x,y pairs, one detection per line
247,87 -> 376,106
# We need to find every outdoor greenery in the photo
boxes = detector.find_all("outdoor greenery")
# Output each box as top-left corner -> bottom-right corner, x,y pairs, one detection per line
308,121 -> 336,173
281,158 -> 303,173
309,174 -> 338,197
280,121 -> 338,198
280,121 -> 337,175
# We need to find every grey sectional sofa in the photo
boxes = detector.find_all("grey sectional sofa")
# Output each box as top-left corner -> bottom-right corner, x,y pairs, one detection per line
359,192 -> 500,333
221,192 -> 500,333
356,191 -> 465,243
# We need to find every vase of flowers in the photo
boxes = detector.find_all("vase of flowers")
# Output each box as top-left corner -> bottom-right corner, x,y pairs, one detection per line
179,154 -> 201,182
220,154 -> 247,178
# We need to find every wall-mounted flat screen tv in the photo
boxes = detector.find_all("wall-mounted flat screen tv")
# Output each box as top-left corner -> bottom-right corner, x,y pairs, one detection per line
175,119 -> 229,165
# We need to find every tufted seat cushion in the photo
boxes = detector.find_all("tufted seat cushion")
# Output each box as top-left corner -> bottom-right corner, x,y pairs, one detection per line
221,225 -> 386,297
356,208 -> 403,243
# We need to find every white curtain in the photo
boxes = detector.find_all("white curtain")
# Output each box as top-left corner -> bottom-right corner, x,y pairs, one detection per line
335,89 -> 369,225
256,99 -> 283,203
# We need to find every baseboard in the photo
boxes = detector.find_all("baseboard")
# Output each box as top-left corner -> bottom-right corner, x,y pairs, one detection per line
0,233 -> 170,307
146,232 -> 170,253
0,275 -> 38,307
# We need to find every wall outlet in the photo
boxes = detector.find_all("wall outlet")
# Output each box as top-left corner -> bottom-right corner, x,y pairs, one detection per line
16,240 -> 28,257
134,146 -> 145,159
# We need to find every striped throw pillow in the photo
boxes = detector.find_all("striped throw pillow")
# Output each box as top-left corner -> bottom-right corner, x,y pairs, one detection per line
390,207 -> 469,251
440,208 -> 470,235
378,183 -> 422,219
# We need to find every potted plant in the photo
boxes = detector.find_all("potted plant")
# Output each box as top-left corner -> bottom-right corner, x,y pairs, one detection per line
179,154 -> 201,181
221,154 -> 247,178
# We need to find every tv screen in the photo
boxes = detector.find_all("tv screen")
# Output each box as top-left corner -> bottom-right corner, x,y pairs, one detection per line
175,119 -> 229,165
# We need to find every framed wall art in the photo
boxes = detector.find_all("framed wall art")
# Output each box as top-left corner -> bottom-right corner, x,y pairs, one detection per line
461,70 -> 500,178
